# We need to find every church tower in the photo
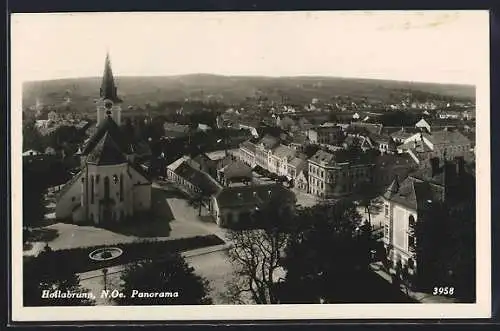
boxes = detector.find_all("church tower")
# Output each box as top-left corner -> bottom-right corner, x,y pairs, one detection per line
96,53 -> 122,126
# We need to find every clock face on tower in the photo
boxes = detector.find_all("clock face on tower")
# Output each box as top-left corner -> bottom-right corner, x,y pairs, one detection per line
104,100 -> 113,109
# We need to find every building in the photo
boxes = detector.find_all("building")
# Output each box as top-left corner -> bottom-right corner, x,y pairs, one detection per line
210,183 -> 296,227
22,149 -> 41,157
369,134 -> 398,155
254,135 -> 280,170
287,156 -> 307,181
372,153 -> 418,191
166,156 -> 223,198
239,140 -> 257,168
295,169 -> 309,192
163,122 -> 190,139
390,127 -> 423,144
398,129 -> 472,165
268,144 -> 295,176
415,118 -> 431,133
307,149 -> 374,198
306,124 -> 344,145
55,54 -> 152,225
382,156 -> 474,288
217,160 -> 253,186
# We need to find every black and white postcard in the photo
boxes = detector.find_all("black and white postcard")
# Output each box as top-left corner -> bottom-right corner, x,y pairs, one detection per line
10,10 -> 491,321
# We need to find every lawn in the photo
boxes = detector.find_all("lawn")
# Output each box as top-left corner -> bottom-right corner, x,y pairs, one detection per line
24,235 -> 225,274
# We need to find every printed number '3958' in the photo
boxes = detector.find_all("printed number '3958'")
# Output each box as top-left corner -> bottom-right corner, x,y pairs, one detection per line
432,287 -> 454,296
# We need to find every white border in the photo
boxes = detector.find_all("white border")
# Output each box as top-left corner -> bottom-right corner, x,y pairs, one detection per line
10,11 -> 491,321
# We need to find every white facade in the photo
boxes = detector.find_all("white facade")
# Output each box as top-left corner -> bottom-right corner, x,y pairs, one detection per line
383,199 -> 417,274
56,163 -> 151,224
97,99 -> 122,127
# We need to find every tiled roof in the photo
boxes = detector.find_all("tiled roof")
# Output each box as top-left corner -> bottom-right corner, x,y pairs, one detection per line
221,160 -> 253,179
81,116 -> 132,155
289,157 -> 306,168
215,183 -> 295,209
425,130 -> 470,146
86,132 -> 127,165
387,176 -> 419,209
260,134 -> 280,149
279,116 -> 296,128
272,144 -> 295,159
349,122 -> 383,135
309,150 -> 337,165
167,156 -> 190,172
240,141 -> 257,153
174,162 -> 222,196
375,153 -> 417,169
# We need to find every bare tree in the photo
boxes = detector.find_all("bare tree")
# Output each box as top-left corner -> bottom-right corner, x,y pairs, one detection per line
225,228 -> 288,304
223,191 -> 295,304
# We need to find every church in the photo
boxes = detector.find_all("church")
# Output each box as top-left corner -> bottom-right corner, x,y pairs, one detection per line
55,54 -> 152,225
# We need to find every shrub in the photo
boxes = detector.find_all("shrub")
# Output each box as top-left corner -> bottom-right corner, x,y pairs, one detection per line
27,235 -> 225,274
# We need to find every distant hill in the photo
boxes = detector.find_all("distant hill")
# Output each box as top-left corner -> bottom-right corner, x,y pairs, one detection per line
22,74 -> 475,112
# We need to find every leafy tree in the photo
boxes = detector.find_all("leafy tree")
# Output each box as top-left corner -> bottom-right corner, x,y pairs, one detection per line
24,246 -> 94,306
356,180 -> 379,225
23,120 -> 45,152
279,201 -> 375,303
22,167 -> 46,228
116,254 -> 212,305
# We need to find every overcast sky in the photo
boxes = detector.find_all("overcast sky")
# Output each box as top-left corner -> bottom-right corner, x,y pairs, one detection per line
11,11 -> 488,84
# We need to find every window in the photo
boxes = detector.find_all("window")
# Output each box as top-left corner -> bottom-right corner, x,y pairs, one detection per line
384,224 -> 389,238
408,215 -> 416,228
408,235 -> 415,248
90,175 -> 94,204
384,205 -> 389,217
120,174 -> 124,202
104,176 -> 110,199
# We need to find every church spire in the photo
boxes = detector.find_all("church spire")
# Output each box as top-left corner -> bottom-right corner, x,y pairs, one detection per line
100,53 -> 121,103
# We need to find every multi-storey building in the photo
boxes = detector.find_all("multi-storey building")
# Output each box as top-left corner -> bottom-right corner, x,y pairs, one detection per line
398,129 -> 473,165
382,156 -> 475,290
307,150 -> 373,198
306,124 -> 344,145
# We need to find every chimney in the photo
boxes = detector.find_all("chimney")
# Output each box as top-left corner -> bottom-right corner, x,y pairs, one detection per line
429,157 -> 440,177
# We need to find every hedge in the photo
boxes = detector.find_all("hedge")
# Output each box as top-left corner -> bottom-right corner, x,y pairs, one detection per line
24,235 -> 224,274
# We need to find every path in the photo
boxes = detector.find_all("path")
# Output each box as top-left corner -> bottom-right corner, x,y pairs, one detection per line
369,262 -> 458,303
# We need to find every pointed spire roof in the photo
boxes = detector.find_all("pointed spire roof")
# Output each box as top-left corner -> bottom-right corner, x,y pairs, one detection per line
383,175 -> 400,199
100,53 -> 121,103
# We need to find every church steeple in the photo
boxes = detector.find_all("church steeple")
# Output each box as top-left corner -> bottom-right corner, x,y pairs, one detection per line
100,53 -> 121,103
96,52 -> 123,126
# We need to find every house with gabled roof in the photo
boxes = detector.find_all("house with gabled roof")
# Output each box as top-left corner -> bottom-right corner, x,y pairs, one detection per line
210,183 -> 296,227
381,155 -> 474,288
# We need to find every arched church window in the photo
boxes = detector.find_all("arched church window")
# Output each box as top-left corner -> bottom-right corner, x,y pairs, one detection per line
120,174 -> 124,201
409,215 -> 416,227
104,176 -> 110,199
90,175 -> 94,204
